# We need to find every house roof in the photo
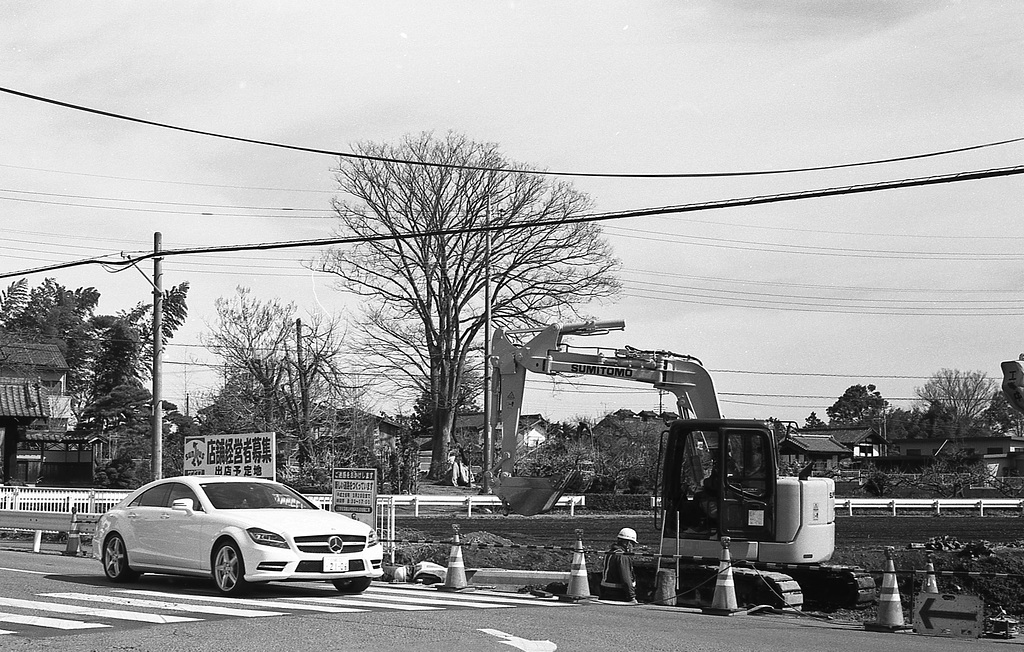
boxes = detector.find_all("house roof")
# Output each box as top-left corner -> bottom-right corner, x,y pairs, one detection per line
781,434 -> 852,455
22,430 -> 92,443
0,383 -> 52,418
800,426 -> 888,445
453,413 -> 547,432
0,342 -> 68,371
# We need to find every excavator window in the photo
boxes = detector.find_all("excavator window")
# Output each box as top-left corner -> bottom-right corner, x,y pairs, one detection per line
659,421 -> 776,541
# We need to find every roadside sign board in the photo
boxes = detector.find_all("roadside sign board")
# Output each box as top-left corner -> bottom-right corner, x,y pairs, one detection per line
913,593 -> 983,639
331,467 -> 377,529
183,432 -> 276,479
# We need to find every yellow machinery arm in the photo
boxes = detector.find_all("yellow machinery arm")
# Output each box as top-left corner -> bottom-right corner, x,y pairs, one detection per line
488,319 -> 722,515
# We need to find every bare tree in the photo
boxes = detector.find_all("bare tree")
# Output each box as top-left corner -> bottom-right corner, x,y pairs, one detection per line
202,287 -> 352,478
314,132 -> 620,478
915,369 -> 997,438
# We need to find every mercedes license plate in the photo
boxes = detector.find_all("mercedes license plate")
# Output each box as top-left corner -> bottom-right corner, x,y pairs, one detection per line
323,556 -> 349,573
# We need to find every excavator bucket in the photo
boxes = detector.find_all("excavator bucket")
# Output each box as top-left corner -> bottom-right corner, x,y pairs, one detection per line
494,471 -> 580,517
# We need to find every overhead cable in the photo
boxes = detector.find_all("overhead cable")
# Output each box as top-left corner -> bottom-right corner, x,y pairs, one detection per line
1,85 -> 1022,178
2,162 -> 1022,282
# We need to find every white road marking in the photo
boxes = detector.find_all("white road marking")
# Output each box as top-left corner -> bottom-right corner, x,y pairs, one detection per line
480,628 -> 557,651
0,567 -> 48,575
115,589 -> 367,613
289,596 -> 441,611
365,586 -> 571,606
0,611 -> 109,631
0,597 -> 199,624
313,591 -> 508,609
42,592 -> 285,618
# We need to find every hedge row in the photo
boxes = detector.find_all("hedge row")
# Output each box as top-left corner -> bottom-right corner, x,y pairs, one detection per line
582,494 -> 653,512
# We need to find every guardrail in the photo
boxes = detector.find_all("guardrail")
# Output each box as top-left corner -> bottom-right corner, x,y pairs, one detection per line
0,486 -> 585,518
649,495 -> 1024,517
836,497 -> 1024,517
0,509 -> 102,553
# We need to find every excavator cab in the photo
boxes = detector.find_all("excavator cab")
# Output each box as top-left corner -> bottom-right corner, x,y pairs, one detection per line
660,419 -> 776,543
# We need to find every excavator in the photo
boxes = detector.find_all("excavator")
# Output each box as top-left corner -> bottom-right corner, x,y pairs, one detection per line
1001,356 -> 1024,415
487,319 -> 875,609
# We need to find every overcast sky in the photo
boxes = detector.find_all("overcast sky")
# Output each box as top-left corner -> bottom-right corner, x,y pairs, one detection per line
2,1 -> 1022,425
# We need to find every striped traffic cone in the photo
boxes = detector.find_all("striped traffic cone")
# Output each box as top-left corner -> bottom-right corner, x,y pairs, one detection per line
561,529 -> 593,602
922,553 -> 939,594
437,524 -> 472,592
702,537 -> 743,616
865,547 -> 908,631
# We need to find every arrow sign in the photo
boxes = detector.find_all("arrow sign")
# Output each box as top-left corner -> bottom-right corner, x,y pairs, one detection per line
918,597 -> 978,629
913,593 -> 983,639
479,628 -> 557,652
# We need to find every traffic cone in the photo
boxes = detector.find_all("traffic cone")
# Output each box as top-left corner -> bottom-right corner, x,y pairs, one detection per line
922,553 -> 939,594
437,525 -> 472,592
865,547 -> 908,631
561,529 -> 593,602
702,537 -> 743,616
63,509 -> 81,557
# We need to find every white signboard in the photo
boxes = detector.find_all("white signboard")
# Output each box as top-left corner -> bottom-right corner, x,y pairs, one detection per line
913,593 -> 983,639
332,467 -> 377,529
183,432 -> 276,479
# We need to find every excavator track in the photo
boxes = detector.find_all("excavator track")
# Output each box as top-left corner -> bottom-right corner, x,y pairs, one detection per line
773,564 -> 876,610
668,563 -> 874,611
673,564 -> 804,610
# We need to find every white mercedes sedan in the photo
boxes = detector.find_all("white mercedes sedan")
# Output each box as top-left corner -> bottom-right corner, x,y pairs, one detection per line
93,476 -> 384,595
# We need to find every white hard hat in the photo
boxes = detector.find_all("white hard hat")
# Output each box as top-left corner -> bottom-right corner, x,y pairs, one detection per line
617,527 -> 638,543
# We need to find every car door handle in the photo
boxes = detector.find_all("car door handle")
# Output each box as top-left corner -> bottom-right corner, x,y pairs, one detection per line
160,514 -> 171,519
127,512 -> 139,519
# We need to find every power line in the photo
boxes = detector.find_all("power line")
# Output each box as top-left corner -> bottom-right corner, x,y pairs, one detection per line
3,163 -> 1023,282
2,84 -> 1022,178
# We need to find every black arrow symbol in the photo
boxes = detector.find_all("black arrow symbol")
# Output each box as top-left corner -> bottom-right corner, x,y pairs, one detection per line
919,597 -> 979,630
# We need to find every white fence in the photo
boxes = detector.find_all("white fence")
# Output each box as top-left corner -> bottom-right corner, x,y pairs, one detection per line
835,497 -> 1024,517
0,486 -> 584,517
0,486 -> 585,563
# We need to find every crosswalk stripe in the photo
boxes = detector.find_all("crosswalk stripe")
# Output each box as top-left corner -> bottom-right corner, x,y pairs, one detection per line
115,590 -> 367,613
0,597 -> 199,624
296,592 -> 508,609
291,597 -> 442,611
364,586 -> 571,606
41,593 -> 285,618
0,611 -> 109,631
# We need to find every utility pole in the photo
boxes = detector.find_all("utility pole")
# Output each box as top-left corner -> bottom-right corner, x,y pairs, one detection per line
296,318 -> 310,463
481,200 -> 493,493
151,232 -> 164,480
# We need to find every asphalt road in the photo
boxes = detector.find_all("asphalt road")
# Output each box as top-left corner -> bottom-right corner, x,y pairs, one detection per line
1,549 -> 1019,650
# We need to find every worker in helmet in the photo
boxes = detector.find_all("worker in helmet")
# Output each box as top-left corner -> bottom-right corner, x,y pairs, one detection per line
600,527 -> 639,603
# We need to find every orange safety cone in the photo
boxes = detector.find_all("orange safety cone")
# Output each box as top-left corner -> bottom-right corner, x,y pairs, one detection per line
437,524 -> 472,592
702,536 -> 743,616
561,529 -> 593,602
922,553 -> 939,594
63,509 -> 81,557
865,546 -> 908,632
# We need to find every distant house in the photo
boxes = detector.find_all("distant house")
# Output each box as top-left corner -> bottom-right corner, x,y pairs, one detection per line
596,408 -> 677,430
887,435 -> 1024,477
0,342 -> 89,486
453,412 -> 549,449
778,434 -> 853,472
418,412 -> 550,475
800,426 -> 889,459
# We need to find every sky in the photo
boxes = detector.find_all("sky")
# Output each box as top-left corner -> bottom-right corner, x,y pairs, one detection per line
1,1 -> 1023,426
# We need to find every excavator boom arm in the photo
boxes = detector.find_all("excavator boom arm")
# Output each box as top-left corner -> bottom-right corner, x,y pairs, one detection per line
489,320 -> 722,514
